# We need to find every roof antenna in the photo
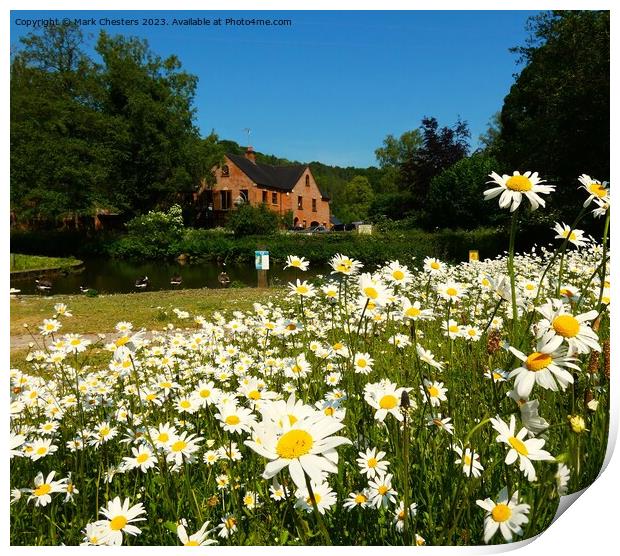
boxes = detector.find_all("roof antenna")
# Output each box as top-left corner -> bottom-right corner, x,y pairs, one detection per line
243,128 -> 252,149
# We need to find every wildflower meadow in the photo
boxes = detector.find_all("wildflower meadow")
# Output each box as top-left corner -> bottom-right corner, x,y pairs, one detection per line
10,172 -> 610,546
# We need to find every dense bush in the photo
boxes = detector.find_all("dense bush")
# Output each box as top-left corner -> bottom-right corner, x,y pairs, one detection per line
109,205 -> 185,259
226,203 -> 280,237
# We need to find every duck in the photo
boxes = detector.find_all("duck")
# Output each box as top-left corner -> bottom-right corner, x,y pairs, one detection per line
35,278 -> 52,293
135,276 -> 149,289
170,274 -> 182,286
80,285 -> 97,296
218,271 -> 231,288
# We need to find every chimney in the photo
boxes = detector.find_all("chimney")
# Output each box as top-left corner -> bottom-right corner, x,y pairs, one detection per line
245,146 -> 256,163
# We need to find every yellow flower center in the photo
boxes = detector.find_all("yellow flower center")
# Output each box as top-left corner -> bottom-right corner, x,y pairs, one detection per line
324,407 -> 334,416
225,517 -> 237,529
367,457 -> 378,468
306,493 -> 322,505
364,287 -> 379,299
508,436 -> 529,456
276,429 -> 313,459
463,455 -> 471,466
296,286 -> 309,294
379,394 -> 398,409
333,343 -> 344,350
249,390 -> 261,400
406,307 -> 421,318
171,440 -> 187,452
525,352 -> 552,372
392,270 -> 405,280
36,447 -> 47,455
430,261 -> 440,270
136,453 -> 149,463
449,325 -> 459,333
428,386 -> 439,398
115,336 -> 130,347
506,175 -> 532,192
100,427 -> 110,437
225,415 -> 240,425
110,516 -> 128,531
446,287 -> 458,297
356,359 -> 367,368
180,400 -> 191,409
553,315 -> 580,338
34,483 -> 51,496
355,494 -> 367,504
199,389 -> 210,398
588,183 -> 607,198
378,485 -> 389,495
491,503 -> 512,523
185,540 -> 200,546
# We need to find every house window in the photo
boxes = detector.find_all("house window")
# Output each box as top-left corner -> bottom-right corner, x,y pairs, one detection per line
305,175 -> 310,187
312,198 -> 317,212
272,192 -> 278,205
262,190 -> 268,204
240,190 -> 249,203
221,165 -> 230,177
220,190 -> 231,210
297,196 -> 303,210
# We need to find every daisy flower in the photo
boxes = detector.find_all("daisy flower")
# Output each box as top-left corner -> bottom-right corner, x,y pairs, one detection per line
27,471 -> 67,507
330,253 -> 363,276
28,438 -> 58,461
578,174 -> 608,207
122,446 -> 156,473
53,303 -> 72,317
555,463 -> 571,496
353,352 -> 374,375
364,380 -> 411,422
491,415 -> 554,481
476,487 -> 530,543
427,415 -> 454,435
95,496 -> 146,546
294,481 -> 337,514
40,319 -> 61,336
553,222 -> 589,248
284,255 -> 309,271
215,402 -> 255,434
392,501 -> 418,532
384,260 -> 413,286
401,298 -> 434,321
176,521 -> 217,546
165,432 -> 203,466
437,282 -> 467,302
357,447 -> 390,478
368,472 -> 398,508
416,345 -> 445,371
288,279 -> 315,298
423,257 -> 444,274
217,515 -> 238,538
343,490 -> 370,510
421,380 -> 447,407
358,273 -> 391,305
244,410 -> 352,490
508,336 -> 579,398
484,170 -> 555,212
453,445 -> 484,478
535,300 -> 601,355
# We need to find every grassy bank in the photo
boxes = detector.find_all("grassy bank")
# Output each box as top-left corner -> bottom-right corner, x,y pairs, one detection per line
10,287 -> 278,337
10,253 -> 82,273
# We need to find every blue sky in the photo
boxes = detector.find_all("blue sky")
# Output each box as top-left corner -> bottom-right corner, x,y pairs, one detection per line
10,10 -> 540,167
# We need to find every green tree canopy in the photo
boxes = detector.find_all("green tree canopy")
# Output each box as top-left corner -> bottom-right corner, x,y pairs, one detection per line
498,10 -> 609,219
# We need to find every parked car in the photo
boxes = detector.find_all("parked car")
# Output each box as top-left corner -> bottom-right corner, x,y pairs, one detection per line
302,225 -> 330,234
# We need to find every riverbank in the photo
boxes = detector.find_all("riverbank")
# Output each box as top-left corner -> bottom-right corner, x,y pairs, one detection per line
10,253 -> 83,278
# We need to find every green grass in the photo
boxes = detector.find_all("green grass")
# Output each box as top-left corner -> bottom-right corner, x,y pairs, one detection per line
10,287 -> 278,337
10,253 -> 82,273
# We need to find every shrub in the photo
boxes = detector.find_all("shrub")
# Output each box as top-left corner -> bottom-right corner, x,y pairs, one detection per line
226,203 -> 280,237
110,205 -> 185,259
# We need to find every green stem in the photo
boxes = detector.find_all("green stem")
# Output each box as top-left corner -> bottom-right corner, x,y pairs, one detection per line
507,210 -> 519,339
304,472 -> 332,545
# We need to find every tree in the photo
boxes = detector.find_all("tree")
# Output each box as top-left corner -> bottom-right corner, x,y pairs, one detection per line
425,153 -> 503,229
338,176 -> 375,223
374,130 -> 422,194
498,11 -> 609,220
401,116 -> 470,206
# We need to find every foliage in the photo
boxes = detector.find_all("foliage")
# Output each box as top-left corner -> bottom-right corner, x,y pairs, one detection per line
10,254 -> 82,273
111,205 -> 185,258
10,24 -> 221,226
498,11 -> 610,221
425,153 -> 504,229
226,203 -> 281,237
336,176 -> 375,223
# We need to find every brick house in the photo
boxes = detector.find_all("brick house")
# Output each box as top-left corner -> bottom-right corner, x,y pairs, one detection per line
197,147 -> 330,228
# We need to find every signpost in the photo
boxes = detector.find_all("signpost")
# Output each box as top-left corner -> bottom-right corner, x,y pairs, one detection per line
255,250 -> 269,288
469,250 -> 479,263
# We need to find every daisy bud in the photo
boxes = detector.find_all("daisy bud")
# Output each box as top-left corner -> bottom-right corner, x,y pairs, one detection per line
587,351 -> 600,375
486,329 -> 502,355
401,390 -> 411,410
568,415 -> 587,434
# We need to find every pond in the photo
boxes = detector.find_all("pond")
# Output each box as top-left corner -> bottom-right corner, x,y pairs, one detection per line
10,258 -> 328,296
